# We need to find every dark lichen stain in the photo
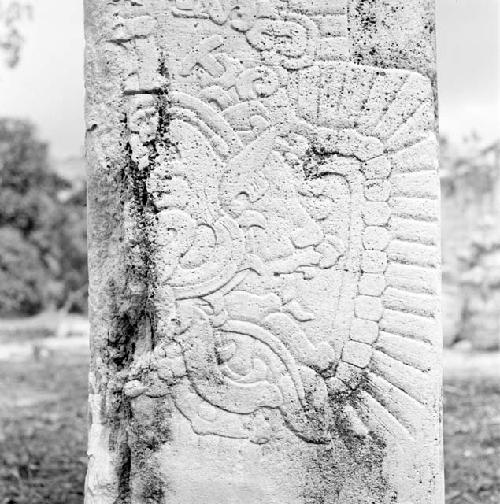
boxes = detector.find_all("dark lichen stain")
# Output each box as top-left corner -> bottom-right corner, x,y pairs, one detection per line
129,396 -> 173,502
301,145 -> 331,180
102,52 -> 175,503
301,142 -> 356,180
298,372 -> 398,503
355,0 -> 378,31
114,439 -> 132,504
348,0 -> 436,82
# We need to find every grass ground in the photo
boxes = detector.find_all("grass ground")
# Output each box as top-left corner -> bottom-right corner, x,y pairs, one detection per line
0,357 -> 87,504
444,376 -> 500,503
0,353 -> 499,503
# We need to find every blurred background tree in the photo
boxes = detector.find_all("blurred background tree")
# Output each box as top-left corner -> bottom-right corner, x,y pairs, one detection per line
441,137 -> 500,350
0,1 -> 32,68
0,119 -> 87,317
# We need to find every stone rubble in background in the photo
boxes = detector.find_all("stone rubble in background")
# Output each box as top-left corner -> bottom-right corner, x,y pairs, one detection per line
441,141 -> 500,350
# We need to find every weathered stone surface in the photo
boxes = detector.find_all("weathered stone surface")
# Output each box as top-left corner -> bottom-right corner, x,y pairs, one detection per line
84,1 -> 443,502
349,0 -> 436,79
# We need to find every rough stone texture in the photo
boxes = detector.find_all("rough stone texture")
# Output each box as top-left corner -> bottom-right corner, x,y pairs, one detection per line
349,0 -> 436,80
84,1 -> 443,502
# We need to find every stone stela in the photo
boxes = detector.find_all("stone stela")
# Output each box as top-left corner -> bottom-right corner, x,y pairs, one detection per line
84,1 -> 443,503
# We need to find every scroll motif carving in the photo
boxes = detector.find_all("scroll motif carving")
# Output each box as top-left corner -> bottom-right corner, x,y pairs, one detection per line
173,0 -> 318,69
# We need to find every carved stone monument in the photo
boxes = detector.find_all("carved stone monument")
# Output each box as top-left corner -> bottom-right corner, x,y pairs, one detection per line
85,1 -> 443,502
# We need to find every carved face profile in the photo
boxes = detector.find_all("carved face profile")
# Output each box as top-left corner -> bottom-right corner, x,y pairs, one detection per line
137,79 -> 360,443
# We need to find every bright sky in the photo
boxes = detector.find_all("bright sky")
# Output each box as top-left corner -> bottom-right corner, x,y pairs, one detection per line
0,0 -> 498,159
437,0 -> 499,143
0,0 -> 85,159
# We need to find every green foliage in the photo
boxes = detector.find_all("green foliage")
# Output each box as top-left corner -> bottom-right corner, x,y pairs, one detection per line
0,119 -> 87,316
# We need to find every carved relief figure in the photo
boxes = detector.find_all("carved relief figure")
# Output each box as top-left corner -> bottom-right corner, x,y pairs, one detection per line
123,5 -> 439,450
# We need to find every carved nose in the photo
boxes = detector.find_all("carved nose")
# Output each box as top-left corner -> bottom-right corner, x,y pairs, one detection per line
291,222 -> 323,249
